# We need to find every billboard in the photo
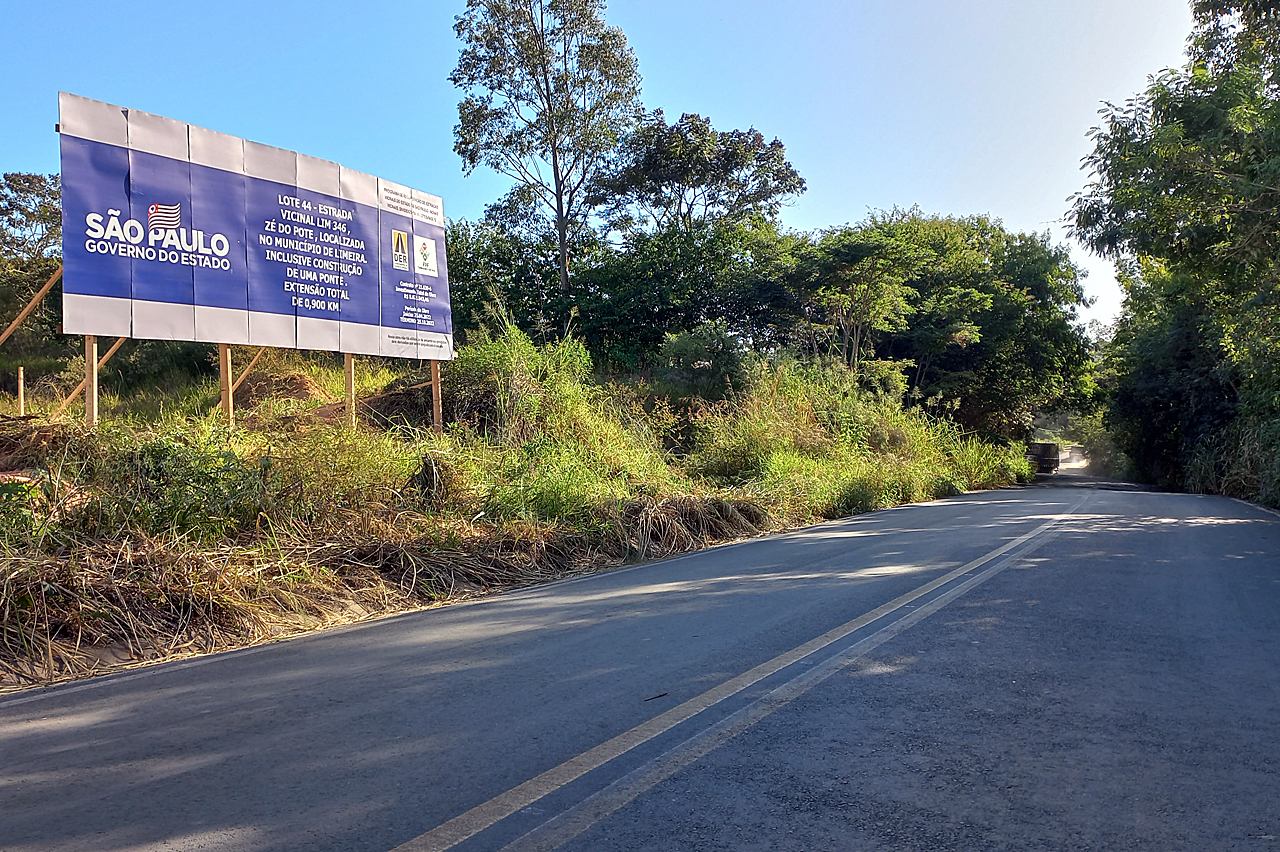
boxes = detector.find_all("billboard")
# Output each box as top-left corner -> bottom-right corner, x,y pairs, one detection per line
58,92 -> 453,360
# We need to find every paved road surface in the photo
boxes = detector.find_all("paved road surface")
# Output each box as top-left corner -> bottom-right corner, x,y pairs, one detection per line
2,475 -> 1278,851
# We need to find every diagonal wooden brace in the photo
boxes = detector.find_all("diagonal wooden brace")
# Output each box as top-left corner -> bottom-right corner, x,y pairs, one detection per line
0,264 -> 62,350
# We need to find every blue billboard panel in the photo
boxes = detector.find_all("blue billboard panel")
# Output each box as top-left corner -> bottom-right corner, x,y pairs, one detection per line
376,180 -> 453,359
245,177 -> 302,319
377,201 -> 418,359
57,92 -> 453,360
190,162 -> 249,313
129,148 -> 196,340
127,149 -> 194,306
60,135 -> 132,312
338,198 -> 381,327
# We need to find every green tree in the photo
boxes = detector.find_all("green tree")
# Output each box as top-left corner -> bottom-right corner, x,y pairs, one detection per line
450,0 -> 642,308
1101,259 -> 1239,486
1071,0 -> 1280,497
946,231 -> 1091,438
446,219 -> 562,343
0,173 -> 63,359
802,212 -> 1092,439
868,213 -> 994,392
1191,0 -> 1280,84
588,110 -> 806,233
575,218 -> 799,370
1071,59 -> 1280,280
901,218 -> 1089,439
1,173 -> 60,265
792,225 -> 920,373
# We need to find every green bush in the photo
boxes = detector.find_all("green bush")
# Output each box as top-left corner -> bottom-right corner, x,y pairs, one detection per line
0,479 -> 40,545
445,317 -> 591,442
438,320 -> 689,526
65,430 -> 270,541
689,359 -> 1025,520
655,321 -> 744,402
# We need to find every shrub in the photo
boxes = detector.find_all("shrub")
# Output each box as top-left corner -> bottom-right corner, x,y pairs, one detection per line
655,321 -> 744,402
64,429 -> 270,541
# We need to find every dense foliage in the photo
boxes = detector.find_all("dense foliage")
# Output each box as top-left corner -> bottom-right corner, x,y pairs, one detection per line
0,174 -> 65,380
587,109 -> 806,233
1073,0 -> 1280,502
443,209 -> 1091,438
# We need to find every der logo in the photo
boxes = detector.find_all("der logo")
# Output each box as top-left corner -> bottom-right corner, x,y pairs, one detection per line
392,230 -> 410,271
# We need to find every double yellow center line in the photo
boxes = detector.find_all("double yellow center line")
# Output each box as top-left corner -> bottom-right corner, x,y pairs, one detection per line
395,493 -> 1090,852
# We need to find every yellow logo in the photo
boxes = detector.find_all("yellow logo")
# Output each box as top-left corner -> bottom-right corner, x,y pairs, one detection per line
392,230 -> 410,271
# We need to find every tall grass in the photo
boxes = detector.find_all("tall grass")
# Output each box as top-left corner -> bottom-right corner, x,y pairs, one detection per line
1185,417 -> 1280,507
443,318 -> 689,524
690,358 -> 1031,522
1,325 -> 1031,687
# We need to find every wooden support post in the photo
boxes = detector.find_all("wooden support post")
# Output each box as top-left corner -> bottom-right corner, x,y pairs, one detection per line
345,352 -> 357,430
52,337 -> 128,420
0,265 -> 62,350
431,359 -> 442,435
52,337 -> 128,419
17,367 -> 24,416
219,343 -> 233,428
84,336 -> 98,427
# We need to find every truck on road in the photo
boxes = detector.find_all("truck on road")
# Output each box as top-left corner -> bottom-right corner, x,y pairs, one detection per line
1026,442 -> 1061,474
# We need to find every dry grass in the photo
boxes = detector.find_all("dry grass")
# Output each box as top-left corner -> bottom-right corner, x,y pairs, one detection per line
0,417 -> 77,470
0,331 -> 1029,691
607,496 -> 770,559
0,478 -> 775,691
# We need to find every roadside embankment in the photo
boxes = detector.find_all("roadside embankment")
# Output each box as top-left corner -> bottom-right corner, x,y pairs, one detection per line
0,326 -> 1031,690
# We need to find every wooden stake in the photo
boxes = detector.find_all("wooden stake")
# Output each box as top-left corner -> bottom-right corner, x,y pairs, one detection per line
230,346 -> 267,395
210,345 -> 267,426
52,337 -> 127,420
17,367 -> 24,416
345,352 -> 357,430
219,343 -> 233,428
84,336 -> 98,427
0,265 -> 61,350
431,359 -> 442,435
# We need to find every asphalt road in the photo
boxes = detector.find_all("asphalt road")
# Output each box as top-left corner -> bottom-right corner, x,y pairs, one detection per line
2,474 -> 1278,851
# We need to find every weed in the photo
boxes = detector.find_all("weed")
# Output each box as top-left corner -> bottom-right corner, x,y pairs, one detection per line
1,329 -> 1029,689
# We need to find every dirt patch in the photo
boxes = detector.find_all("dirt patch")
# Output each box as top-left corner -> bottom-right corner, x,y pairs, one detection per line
233,372 -> 333,409
362,384 -> 439,429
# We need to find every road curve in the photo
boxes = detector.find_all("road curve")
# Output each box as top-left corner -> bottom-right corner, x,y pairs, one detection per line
1,475 -> 1277,851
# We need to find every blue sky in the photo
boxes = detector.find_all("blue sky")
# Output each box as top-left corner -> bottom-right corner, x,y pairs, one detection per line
3,0 -> 1194,323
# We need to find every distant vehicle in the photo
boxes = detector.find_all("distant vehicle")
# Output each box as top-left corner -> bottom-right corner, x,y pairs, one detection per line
1026,442 -> 1061,474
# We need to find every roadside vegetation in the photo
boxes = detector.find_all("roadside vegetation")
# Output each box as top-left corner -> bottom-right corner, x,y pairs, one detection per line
0,320 -> 1032,688
1071,1 -> 1280,504
0,0 -> 1098,686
